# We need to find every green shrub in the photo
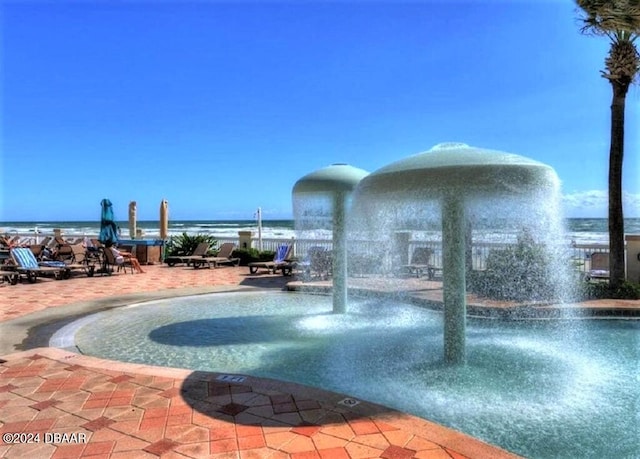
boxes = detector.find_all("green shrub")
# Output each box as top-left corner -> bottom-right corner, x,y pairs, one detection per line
232,248 -> 276,266
614,281 -> 640,299
581,280 -> 640,300
165,233 -> 218,257
469,237 -> 559,302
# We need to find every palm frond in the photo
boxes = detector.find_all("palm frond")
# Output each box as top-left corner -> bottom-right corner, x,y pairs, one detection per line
576,0 -> 640,38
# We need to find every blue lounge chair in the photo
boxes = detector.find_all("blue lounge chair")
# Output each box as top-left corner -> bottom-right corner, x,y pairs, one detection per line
248,244 -> 292,274
10,247 -> 67,282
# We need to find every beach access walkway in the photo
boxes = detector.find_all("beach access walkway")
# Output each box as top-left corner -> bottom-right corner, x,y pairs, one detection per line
1,265 -> 637,458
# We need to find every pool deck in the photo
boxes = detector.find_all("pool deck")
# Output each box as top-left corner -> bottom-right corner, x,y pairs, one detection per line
1,266 -> 637,459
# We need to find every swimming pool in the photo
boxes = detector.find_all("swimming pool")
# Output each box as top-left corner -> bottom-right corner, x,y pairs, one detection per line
51,291 -> 640,459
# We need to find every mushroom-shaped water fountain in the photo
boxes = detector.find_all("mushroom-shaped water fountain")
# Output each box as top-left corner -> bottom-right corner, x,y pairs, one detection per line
351,143 -> 561,363
293,164 -> 369,313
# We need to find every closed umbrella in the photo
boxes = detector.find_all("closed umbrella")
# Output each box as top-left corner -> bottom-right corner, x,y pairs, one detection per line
128,201 -> 137,239
98,198 -> 119,246
159,199 -> 169,240
159,199 -> 169,262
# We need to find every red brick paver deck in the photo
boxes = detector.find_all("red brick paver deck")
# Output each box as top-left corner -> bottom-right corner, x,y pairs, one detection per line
4,264 -> 632,458
0,347 -> 521,459
0,264 -> 287,321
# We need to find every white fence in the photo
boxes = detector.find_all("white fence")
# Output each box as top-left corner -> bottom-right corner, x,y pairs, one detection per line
214,235 -> 613,275
4,232 -> 618,275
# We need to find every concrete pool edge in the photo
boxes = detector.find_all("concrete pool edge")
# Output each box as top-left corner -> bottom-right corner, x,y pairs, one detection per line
0,347 -> 523,459
0,285 -> 265,355
287,279 -> 640,319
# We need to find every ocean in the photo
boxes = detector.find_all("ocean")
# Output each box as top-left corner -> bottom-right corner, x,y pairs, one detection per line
2,218 -> 640,246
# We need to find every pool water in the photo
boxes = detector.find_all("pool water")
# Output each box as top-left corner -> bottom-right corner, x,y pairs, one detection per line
54,292 -> 640,459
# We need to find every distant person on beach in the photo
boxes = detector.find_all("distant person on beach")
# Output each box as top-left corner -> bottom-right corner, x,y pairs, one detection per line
105,242 -> 145,274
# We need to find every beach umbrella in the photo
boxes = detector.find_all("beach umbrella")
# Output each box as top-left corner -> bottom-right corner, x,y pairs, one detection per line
159,199 -> 169,240
128,201 -> 137,239
98,198 -> 119,246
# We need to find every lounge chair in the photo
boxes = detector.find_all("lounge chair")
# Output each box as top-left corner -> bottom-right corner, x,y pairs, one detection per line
165,242 -> 210,267
29,244 -> 46,260
10,247 -> 69,282
585,252 -> 609,281
66,244 -> 97,277
29,237 -> 53,259
72,242 -> 102,267
29,237 -> 59,261
192,242 -> 240,269
101,246 -> 135,274
54,236 -> 69,247
55,242 -> 75,262
248,244 -> 292,274
0,268 -> 19,285
301,246 -> 332,280
400,247 -> 438,279
34,244 -> 93,278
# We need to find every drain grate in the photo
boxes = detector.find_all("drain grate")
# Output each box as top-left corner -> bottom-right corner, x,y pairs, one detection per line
338,397 -> 360,407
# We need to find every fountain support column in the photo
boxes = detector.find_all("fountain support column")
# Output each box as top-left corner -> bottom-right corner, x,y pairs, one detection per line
333,191 -> 347,314
441,194 -> 466,364
292,163 -> 369,314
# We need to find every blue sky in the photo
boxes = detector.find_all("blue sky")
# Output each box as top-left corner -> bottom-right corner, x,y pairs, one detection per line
1,0 -> 638,221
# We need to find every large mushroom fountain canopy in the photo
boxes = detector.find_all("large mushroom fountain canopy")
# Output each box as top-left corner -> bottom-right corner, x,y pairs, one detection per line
354,143 -> 559,198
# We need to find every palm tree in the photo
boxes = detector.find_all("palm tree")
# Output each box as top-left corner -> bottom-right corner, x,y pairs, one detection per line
576,0 -> 640,289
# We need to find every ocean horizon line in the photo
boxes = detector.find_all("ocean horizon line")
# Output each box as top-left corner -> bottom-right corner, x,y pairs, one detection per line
4,217 -> 640,224
2,217 -> 640,246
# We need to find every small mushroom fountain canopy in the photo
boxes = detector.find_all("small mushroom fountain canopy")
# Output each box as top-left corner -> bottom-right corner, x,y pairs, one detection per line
292,163 -> 369,194
292,163 -> 369,314
351,143 -> 561,364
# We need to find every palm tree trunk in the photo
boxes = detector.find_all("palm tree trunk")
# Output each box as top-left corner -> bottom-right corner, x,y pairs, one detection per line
608,81 -> 628,289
